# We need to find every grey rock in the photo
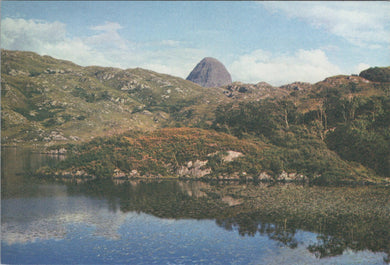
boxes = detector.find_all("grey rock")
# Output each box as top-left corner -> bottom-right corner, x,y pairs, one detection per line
177,160 -> 211,178
186,57 -> 232,87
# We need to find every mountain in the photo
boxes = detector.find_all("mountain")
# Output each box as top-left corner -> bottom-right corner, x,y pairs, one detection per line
0,50 -> 289,144
40,72 -> 389,183
186,57 -> 232,87
1,50 -> 232,143
2,49 -> 390,184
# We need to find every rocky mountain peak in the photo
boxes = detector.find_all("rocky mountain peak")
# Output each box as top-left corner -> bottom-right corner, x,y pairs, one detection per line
186,57 -> 232,87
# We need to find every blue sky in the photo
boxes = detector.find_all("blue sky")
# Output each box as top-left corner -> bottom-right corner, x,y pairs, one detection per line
1,1 -> 389,86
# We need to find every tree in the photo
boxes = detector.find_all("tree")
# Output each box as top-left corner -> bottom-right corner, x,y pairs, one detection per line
270,159 -> 283,180
278,99 -> 297,129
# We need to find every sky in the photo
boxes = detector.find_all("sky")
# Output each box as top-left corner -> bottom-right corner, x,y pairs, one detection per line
1,1 -> 389,86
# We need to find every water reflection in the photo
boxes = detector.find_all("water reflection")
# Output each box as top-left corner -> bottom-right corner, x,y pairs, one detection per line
63,179 -> 390,262
2,147 -> 390,264
2,196 -> 129,244
1,146 -> 65,199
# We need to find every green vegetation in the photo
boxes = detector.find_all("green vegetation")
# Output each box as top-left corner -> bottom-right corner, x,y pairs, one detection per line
212,104 -> 383,183
40,124 -> 385,184
326,96 -> 390,177
211,77 -> 390,183
71,87 -> 111,103
359,66 -> 390,83
40,128 -> 269,180
2,49 -> 390,184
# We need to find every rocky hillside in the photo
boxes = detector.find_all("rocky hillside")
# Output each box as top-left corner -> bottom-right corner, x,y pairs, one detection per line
1,50 -> 233,144
1,50 -> 296,145
2,49 -> 390,183
220,81 -> 287,100
186,57 -> 232,87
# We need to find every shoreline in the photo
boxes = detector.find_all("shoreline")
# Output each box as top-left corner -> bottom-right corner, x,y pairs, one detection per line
34,171 -> 390,187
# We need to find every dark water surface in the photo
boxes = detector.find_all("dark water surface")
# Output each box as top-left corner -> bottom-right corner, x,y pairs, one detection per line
1,147 -> 389,264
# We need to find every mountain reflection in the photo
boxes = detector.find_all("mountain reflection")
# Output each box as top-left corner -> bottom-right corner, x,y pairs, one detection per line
65,179 -> 390,261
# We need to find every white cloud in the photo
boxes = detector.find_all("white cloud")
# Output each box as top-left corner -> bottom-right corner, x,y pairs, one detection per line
1,18 -> 67,51
43,38 -> 119,68
90,21 -> 122,32
354,63 -> 370,74
87,21 -> 129,50
158,40 -> 183,47
0,18 -> 121,67
0,17 -> 201,77
0,18 -> 343,84
137,47 -> 208,78
2,17 -> 368,85
230,49 -> 341,86
262,2 -> 390,48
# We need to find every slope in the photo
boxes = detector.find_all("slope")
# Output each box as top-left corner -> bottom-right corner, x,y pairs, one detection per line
1,50 -> 230,144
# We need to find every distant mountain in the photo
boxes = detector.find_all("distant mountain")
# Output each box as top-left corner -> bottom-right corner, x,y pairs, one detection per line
186,57 -> 232,87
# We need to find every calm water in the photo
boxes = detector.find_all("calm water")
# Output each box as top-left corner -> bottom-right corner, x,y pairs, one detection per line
1,147 -> 390,264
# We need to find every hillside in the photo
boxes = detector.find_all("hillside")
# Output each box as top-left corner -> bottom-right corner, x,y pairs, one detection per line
359,66 -> 390,83
1,50 -> 289,144
2,49 -> 390,183
212,73 -> 390,178
1,50 -> 229,143
38,127 -> 382,184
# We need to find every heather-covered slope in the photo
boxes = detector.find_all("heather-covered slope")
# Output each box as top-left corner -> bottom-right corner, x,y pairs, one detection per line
39,127 -> 384,185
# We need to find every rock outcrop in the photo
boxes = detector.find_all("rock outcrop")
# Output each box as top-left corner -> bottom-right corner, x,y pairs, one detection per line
186,57 -> 232,87
176,160 -> 211,178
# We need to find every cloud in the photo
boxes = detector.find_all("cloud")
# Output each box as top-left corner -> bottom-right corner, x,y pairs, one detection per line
1,18 -> 208,78
138,47 -> 208,78
158,40 -> 183,47
1,17 -> 370,85
354,63 -> 371,74
90,21 -> 123,32
262,2 -> 390,48
1,18 -> 67,51
0,18 -> 121,67
230,49 -> 341,86
87,21 -> 129,50
0,17 -> 347,85
0,17 -> 201,76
